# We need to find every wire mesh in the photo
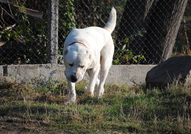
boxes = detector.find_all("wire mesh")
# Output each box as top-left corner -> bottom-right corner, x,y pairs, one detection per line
0,0 -> 190,65
0,0 -> 48,64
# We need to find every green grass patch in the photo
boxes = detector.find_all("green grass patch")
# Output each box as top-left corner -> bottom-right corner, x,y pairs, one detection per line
0,81 -> 191,133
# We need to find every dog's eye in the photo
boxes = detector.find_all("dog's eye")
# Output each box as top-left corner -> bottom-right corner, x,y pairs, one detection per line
79,65 -> 84,68
69,63 -> 74,67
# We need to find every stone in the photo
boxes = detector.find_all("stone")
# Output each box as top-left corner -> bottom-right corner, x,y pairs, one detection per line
0,64 -> 155,86
146,56 -> 191,88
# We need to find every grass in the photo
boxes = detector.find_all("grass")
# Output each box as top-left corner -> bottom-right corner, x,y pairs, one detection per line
0,80 -> 191,133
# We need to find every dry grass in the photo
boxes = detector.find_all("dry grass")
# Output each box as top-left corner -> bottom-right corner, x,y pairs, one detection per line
0,80 -> 191,133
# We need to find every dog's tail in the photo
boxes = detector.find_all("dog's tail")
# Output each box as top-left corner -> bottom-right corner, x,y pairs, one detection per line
104,7 -> 116,34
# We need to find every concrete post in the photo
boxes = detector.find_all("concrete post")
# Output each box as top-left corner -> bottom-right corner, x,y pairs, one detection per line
48,0 -> 59,64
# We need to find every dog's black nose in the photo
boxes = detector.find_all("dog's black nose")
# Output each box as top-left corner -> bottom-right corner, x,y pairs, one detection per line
71,74 -> 77,82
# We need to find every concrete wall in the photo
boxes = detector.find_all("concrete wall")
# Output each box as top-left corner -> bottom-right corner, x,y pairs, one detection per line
0,64 -> 155,86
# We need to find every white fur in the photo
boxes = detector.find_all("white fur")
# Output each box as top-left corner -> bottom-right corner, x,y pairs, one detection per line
63,7 -> 116,104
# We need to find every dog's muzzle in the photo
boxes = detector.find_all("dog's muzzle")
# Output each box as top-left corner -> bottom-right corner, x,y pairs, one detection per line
70,74 -> 78,83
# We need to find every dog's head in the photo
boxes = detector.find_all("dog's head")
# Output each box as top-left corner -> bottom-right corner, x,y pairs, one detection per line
63,45 -> 92,83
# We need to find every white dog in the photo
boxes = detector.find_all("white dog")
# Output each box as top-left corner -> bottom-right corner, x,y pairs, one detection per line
63,7 -> 116,104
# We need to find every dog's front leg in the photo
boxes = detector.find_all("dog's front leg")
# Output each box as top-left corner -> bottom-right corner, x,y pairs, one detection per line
86,66 -> 100,96
97,59 -> 112,98
65,80 -> 76,105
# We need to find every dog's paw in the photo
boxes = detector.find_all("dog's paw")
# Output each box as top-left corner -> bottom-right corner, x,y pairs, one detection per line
84,90 -> 94,97
64,99 -> 76,105
96,91 -> 106,99
96,87 -> 104,98
97,94 -> 103,99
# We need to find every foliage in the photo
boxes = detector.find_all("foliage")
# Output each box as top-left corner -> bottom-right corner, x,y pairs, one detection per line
58,0 -> 76,64
113,28 -> 146,65
0,80 -> 191,133
113,42 -> 146,65
0,1 -> 48,64
59,0 -> 76,39
1,0 -> 191,64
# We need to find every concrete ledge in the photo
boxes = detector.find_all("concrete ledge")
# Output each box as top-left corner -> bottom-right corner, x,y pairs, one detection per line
107,65 -> 155,86
0,64 -> 155,86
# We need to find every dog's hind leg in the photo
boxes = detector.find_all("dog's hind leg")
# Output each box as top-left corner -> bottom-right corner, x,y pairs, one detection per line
97,48 -> 114,98
94,78 -> 100,95
96,66 -> 109,98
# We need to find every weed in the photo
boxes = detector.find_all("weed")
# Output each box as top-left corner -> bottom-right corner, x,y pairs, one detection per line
0,81 -> 191,133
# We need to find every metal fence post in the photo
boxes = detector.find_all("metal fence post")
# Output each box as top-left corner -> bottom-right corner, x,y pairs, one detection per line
48,0 -> 59,64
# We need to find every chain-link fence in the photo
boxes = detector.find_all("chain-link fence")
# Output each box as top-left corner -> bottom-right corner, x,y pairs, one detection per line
0,0 -> 48,64
0,0 -> 190,65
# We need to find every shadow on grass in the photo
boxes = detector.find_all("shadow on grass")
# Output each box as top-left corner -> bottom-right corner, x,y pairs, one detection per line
1,81 -> 191,133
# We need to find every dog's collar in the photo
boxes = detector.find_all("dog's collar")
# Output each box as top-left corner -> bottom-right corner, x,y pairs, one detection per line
69,42 -> 88,48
